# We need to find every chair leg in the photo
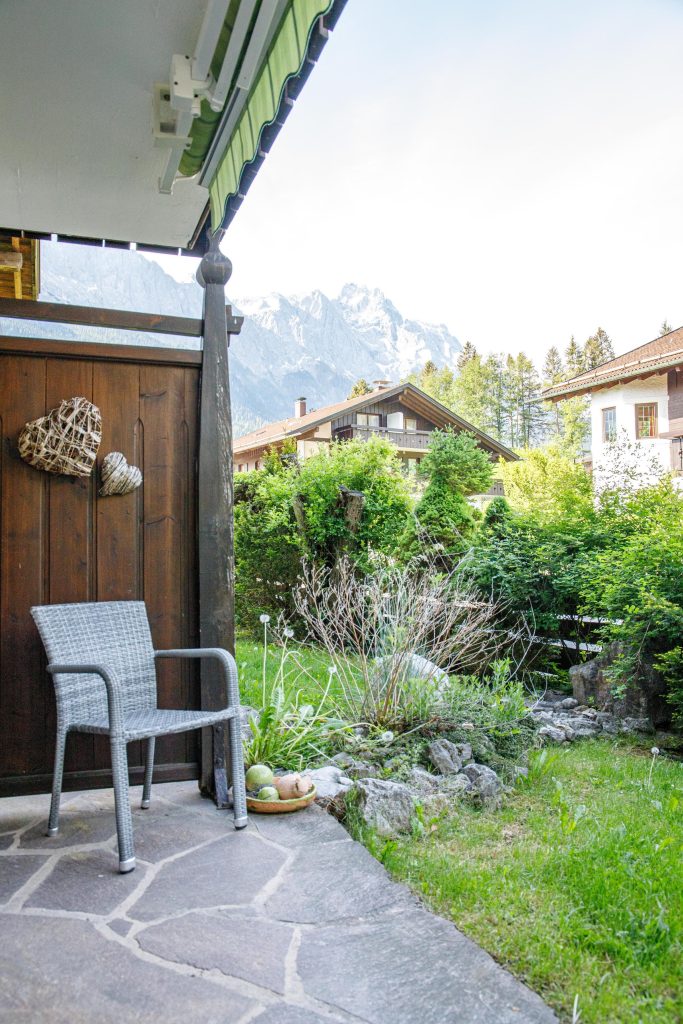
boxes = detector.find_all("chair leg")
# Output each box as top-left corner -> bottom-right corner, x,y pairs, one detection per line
228,714 -> 248,830
141,737 -> 155,809
46,728 -> 67,837
110,736 -> 135,873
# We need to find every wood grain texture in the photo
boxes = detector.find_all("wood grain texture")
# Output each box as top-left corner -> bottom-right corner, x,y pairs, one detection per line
0,345 -> 201,794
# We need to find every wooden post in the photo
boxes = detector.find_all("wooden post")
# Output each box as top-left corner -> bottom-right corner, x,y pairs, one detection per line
196,235 -> 242,804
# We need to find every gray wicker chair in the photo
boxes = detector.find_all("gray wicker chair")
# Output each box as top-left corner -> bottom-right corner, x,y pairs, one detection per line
31,600 -> 247,873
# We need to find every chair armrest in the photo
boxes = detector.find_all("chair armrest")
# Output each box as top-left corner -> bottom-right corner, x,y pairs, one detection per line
47,663 -> 125,734
154,648 -> 240,708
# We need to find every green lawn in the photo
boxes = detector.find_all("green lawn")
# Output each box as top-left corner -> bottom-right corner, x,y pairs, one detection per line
236,640 -> 683,1021
363,741 -> 682,1024
235,638 -> 338,708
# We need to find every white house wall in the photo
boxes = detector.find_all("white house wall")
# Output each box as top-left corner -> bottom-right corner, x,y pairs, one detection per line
590,375 -> 677,486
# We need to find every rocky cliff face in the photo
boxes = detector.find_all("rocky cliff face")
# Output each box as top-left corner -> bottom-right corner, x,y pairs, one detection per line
1,242 -> 461,436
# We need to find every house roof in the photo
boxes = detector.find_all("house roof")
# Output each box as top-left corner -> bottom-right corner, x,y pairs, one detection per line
543,328 -> 683,402
234,382 -> 519,460
0,0 -> 346,253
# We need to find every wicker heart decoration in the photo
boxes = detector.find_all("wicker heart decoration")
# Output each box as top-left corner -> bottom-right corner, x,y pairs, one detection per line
18,397 -> 102,477
99,451 -> 142,497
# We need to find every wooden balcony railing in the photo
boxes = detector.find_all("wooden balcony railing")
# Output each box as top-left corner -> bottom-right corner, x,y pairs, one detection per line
334,424 -> 433,449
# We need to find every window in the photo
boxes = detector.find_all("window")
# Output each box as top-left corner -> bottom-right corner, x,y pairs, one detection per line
357,412 -> 380,427
405,417 -> 417,432
602,407 -> 616,443
635,403 -> 658,439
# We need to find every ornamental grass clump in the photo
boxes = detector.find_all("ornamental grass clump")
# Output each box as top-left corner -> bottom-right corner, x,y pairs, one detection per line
292,552 -> 533,735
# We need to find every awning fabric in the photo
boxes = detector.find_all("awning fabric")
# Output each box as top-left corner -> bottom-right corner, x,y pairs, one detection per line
207,0 -> 334,234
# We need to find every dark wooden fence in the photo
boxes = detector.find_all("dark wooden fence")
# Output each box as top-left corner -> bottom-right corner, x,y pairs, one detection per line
0,332 -> 202,795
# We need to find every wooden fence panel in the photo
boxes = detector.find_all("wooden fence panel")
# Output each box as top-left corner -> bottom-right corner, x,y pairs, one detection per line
0,339 -> 201,796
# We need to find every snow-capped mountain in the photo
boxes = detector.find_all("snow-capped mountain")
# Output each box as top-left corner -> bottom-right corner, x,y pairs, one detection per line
1,242 -> 461,436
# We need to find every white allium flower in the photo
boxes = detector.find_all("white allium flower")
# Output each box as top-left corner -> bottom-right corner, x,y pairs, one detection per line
259,614 -> 271,624
651,747 -> 660,756
283,627 -> 294,639
328,665 -> 338,675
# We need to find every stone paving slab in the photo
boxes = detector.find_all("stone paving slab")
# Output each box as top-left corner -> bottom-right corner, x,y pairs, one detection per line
0,782 -> 557,1023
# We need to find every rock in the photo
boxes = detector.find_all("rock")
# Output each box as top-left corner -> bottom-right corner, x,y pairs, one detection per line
375,653 -> 448,688
459,763 -> 502,805
331,753 -> 356,768
512,765 -> 529,782
595,711 -> 618,734
352,779 -> 416,837
427,739 -> 463,774
345,764 -> 379,781
570,645 -> 670,728
308,766 -> 353,803
619,717 -> 654,734
539,725 -> 567,745
407,768 -> 441,795
438,774 -> 473,799
567,719 -> 602,738
560,697 -> 578,709
560,725 -> 576,742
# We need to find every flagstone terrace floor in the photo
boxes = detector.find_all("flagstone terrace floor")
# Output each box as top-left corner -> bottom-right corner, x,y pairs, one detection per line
0,782 -> 556,1024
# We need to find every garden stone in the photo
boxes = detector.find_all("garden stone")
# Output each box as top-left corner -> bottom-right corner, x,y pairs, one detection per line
560,697 -> 579,709
437,774 -> 473,799
353,778 -> 416,836
512,765 -> 529,782
375,653 -> 448,688
619,716 -> 653,734
407,767 -> 441,795
559,724 -> 576,741
568,719 -> 602,738
307,765 -> 353,802
427,738 -> 472,774
460,763 -> 502,805
596,711 -> 619,734
539,725 -> 567,745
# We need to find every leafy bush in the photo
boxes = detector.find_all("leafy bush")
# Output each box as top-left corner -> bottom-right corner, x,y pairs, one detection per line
235,436 -> 412,631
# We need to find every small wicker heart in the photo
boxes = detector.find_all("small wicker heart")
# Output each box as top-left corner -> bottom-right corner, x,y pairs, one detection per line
18,397 -> 102,477
99,451 -> 142,496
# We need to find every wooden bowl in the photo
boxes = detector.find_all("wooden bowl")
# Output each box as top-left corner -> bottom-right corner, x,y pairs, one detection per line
246,785 -> 317,814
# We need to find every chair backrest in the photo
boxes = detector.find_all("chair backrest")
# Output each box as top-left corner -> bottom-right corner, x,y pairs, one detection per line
31,601 -> 157,725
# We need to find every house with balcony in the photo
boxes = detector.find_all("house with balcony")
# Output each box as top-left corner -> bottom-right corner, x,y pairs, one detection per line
234,381 -> 518,491
543,327 -> 683,488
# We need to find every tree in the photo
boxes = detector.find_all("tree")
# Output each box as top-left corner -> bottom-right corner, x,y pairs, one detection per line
565,335 -> 584,377
412,429 -> 494,551
541,346 -> 565,438
660,320 -> 673,336
451,355 -> 489,430
583,327 -> 614,369
542,346 -> 564,384
457,340 -> 477,371
347,378 -> 371,399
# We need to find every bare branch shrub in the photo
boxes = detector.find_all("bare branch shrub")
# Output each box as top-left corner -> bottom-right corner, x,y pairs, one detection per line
292,551 -> 532,730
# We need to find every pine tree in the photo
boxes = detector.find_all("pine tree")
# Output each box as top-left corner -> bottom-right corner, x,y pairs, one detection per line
565,335 -> 584,377
450,355 -> 489,429
482,354 -> 505,440
457,341 -> 477,372
347,378 -> 371,399
583,327 -> 614,369
542,347 -> 564,438
660,320 -> 673,336
542,346 -> 564,384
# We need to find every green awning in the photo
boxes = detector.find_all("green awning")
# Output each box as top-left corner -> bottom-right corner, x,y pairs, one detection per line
206,0 -> 334,233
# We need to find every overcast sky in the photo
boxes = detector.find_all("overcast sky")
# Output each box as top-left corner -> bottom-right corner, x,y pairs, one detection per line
151,0 -> 683,363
